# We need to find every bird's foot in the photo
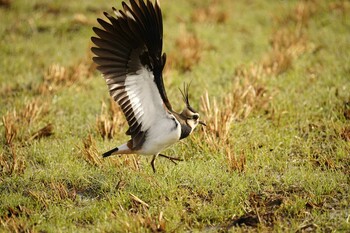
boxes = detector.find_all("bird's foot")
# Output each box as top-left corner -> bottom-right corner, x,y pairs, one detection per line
159,154 -> 183,165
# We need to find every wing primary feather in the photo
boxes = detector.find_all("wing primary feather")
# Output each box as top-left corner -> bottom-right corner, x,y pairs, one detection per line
91,0 -> 175,143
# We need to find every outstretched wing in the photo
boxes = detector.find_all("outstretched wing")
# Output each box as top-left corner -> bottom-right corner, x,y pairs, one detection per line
91,0 -> 172,150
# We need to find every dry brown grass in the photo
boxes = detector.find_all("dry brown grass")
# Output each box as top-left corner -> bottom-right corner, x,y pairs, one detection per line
138,211 -> 166,233
29,123 -> 54,141
199,73 -> 271,150
0,205 -> 34,233
38,51 -> 96,94
116,154 -> 141,171
96,98 -> 125,140
198,0 -> 315,170
72,13 -> 91,26
200,0 -> 314,126
225,148 -> 246,173
278,0 -> 319,28
0,0 -> 11,8
117,204 -> 166,233
263,1 -> 316,77
340,126 -> 350,142
0,148 -> 26,177
80,134 -> 103,167
26,181 -> 77,208
2,110 -> 17,146
167,27 -> 206,72
191,0 -> 228,24
1,99 -> 51,145
329,0 -> 350,15
49,181 -> 77,202
264,28 -> 309,76
39,63 -> 68,93
79,133 -> 140,170
20,99 -> 49,124
0,110 -> 26,179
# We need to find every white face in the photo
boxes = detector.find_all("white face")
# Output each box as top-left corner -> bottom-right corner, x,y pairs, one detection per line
186,112 -> 200,130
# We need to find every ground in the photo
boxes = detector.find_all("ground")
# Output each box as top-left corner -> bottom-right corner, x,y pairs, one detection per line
0,0 -> 349,232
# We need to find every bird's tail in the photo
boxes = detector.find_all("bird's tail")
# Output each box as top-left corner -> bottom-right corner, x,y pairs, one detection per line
102,143 -> 132,158
102,147 -> 119,158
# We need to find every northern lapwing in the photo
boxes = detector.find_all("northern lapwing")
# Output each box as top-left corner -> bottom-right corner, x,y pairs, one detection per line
91,0 -> 205,172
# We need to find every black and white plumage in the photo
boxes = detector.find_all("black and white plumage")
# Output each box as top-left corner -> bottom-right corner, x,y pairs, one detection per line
91,0 -> 205,172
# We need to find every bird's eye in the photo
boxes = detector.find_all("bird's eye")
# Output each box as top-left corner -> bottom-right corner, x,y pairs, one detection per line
193,115 -> 199,120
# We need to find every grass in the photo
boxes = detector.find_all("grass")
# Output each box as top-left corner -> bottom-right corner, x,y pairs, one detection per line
0,0 -> 349,232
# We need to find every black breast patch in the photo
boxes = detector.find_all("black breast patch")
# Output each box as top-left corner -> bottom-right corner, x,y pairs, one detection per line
180,124 -> 192,140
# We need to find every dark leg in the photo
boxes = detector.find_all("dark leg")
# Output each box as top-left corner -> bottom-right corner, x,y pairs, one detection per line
159,154 -> 183,165
150,154 -> 158,173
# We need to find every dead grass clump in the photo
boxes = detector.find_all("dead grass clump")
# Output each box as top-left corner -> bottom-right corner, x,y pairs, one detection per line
29,123 -> 54,141
139,212 -> 166,233
340,126 -> 350,142
233,69 -> 271,114
79,133 -> 135,169
263,28 -> 309,76
33,2 -> 66,15
0,148 -> 26,176
198,0 -> 316,164
270,28 -> 309,58
129,193 -> 150,210
96,98 -> 125,140
122,197 -> 166,233
0,205 -> 33,233
200,92 -> 234,143
262,51 -> 293,76
50,181 -> 77,202
38,62 -> 82,94
225,148 -> 246,173
2,99 -> 51,144
81,132 -> 140,170
329,1 -> 350,15
20,99 -> 49,124
2,110 -> 18,146
72,13 -> 90,25
70,55 -> 96,83
38,51 -> 96,94
80,134 -> 102,167
167,28 -> 205,72
265,3 -> 314,77
292,1 -> 318,27
28,181 -> 77,205
27,190 -> 49,208
278,0 -> 319,28
0,0 -> 11,8
191,1 -> 228,24
200,75 -> 271,148
39,63 -> 68,93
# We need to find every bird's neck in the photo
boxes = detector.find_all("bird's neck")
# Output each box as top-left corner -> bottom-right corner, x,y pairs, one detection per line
172,112 -> 192,140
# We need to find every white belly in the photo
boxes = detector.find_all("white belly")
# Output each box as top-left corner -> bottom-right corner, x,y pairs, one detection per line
138,117 -> 181,155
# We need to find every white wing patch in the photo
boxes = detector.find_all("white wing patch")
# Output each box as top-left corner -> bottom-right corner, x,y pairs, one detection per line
121,67 -> 166,132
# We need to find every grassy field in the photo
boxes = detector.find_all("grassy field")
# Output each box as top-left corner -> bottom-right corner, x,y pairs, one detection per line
1,0 -> 349,232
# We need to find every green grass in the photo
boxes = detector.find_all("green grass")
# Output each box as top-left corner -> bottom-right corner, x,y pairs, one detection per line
1,0 -> 349,232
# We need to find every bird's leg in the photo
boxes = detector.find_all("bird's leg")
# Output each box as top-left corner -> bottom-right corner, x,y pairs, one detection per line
159,154 -> 183,165
151,154 -> 158,173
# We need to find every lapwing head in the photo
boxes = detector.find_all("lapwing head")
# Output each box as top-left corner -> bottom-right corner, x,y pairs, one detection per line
179,84 -> 206,130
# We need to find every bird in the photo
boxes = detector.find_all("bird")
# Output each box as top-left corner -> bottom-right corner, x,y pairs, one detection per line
91,0 -> 205,172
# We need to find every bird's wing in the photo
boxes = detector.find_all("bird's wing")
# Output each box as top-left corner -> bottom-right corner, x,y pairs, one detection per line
91,0 -> 172,150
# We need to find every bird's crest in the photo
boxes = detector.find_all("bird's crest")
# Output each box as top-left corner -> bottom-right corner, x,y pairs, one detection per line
179,82 -> 197,113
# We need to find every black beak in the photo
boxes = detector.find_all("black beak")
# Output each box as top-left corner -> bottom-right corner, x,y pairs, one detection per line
199,120 -> 206,126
